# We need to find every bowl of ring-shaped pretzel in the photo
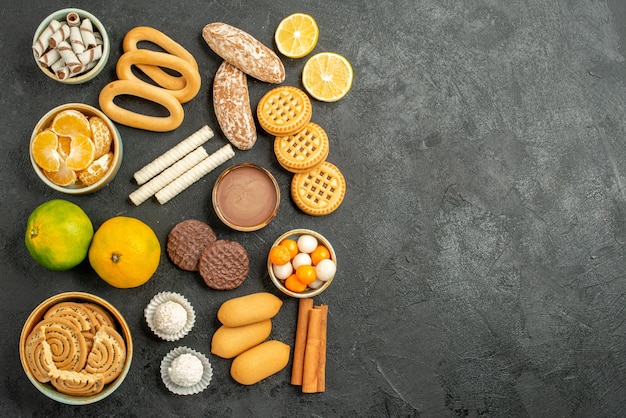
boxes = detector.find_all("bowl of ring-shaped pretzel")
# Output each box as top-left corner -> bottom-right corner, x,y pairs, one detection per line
32,8 -> 110,84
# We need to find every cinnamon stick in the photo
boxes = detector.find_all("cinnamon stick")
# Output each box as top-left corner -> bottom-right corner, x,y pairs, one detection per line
291,298 -> 314,385
316,304 -> 328,392
302,307 -> 322,393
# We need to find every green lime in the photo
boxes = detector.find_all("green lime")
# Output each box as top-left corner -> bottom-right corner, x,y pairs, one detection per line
25,199 -> 94,271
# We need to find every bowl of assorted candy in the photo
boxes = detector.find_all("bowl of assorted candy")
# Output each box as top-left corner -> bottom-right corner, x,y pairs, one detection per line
268,229 -> 337,298
32,8 -> 110,84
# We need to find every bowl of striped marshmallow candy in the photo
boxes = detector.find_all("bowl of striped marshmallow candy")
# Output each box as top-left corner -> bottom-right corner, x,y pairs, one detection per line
32,8 -> 110,84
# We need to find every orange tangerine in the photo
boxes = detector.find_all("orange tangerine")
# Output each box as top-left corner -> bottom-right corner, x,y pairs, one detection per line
269,245 -> 292,266
89,116 -> 112,159
44,161 -> 77,186
78,152 -> 113,186
65,134 -> 96,171
310,245 -> 330,265
295,264 -> 316,285
31,129 -> 61,172
280,239 -> 299,258
285,273 -> 307,292
51,109 -> 91,139
57,136 -> 72,160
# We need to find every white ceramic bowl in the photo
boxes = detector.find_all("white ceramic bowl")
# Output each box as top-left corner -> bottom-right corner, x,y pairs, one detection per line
32,8 -> 110,84
19,292 -> 133,405
30,103 -> 123,194
268,229 -> 337,298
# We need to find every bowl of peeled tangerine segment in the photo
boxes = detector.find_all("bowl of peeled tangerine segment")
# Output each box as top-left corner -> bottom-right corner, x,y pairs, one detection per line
29,103 -> 123,194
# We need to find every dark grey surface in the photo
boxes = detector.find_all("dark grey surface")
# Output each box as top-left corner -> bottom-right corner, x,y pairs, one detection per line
2,0 -> 626,416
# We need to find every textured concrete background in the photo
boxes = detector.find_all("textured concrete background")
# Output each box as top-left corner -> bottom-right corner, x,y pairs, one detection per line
1,0 -> 625,416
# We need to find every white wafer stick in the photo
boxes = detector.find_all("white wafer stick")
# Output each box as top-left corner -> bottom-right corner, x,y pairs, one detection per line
129,146 -> 209,205
57,40 -> 81,72
66,12 -> 81,27
133,125 -> 214,185
39,48 -> 61,66
80,18 -> 97,49
49,24 -> 70,49
77,45 -> 102,65
69,26 -> 85,54
33,19 -> 62,57
155,144 -> 235,204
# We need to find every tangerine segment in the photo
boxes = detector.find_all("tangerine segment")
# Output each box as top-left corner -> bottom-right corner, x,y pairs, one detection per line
31,129 -> 61,172
51,109 -> 92,139
302,52 -> 354,102
89,116 -> 113,159
65,134 -> 96,171
57,136 -> 72,160
44,161 -> 77,186
78,152 -> 113,186
275,13 -> 319,59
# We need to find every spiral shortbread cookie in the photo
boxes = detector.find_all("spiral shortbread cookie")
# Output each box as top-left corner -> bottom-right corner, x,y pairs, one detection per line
24,327 -> 56,383
291,161 -> 346,216
85,325 -> 127,384
37,317 -> 88,372
44,301 -> 96,332
257,86 -> 312,136
49,369 -> 105,397
274,122 -> 329,173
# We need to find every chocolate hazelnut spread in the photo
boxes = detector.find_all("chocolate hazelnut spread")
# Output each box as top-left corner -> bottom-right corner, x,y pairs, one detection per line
213,164 -> 279,231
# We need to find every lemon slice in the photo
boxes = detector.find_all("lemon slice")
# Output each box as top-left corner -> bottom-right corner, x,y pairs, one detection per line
302,52 -> 353,102
275,13 -> 319,59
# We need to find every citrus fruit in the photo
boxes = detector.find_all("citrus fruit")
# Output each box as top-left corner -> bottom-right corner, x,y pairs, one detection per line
25,199 -> 94,271
302,52 -> 354,102
43,161 -> 77,186
31,129 -> 61,172
78,152 -> 114,186
51,109 -> 91,139
88,216 -> 161,288
57,135 -> 72,160
275,13 -> 319,58
65,134 -> 96,171
89,116 -> 113,159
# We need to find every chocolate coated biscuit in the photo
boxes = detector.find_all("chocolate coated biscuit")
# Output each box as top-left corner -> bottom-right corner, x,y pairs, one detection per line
167,220 -> 217,271
198,240 -> 249,290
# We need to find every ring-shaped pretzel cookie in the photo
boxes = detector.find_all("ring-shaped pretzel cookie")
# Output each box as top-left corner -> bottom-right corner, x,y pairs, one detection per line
99,79 -> 184,132
122,26 -> 198,91
116,49 -> 201,103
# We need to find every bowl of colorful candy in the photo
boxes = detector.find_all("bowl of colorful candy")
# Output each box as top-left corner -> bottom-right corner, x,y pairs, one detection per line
267,229 -> 337,298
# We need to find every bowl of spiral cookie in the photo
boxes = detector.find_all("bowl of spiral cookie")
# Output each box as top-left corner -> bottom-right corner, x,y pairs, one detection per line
19,292 -> 133,404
